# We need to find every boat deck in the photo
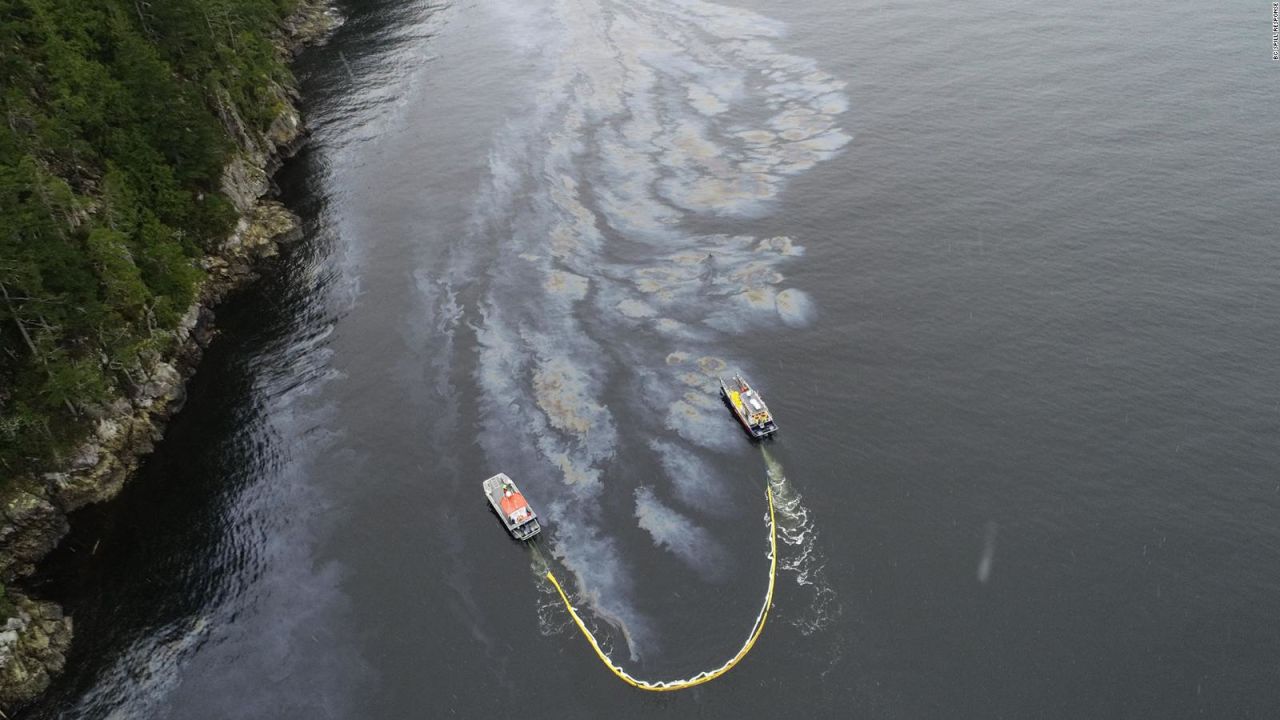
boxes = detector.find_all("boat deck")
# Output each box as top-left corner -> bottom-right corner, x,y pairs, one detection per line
483,473 -> 541,540
720,375 -> 778,439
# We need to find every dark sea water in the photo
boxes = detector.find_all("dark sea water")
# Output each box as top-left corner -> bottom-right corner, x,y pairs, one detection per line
19,0 -> 1280,717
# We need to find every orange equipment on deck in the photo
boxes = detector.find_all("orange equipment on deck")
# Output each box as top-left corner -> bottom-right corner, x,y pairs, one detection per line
500,492 -> 529,517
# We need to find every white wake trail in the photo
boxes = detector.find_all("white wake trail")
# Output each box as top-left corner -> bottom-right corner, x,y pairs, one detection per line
762,447 -> 841,635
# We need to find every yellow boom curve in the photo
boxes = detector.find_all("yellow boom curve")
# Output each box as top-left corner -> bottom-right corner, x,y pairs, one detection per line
544,483 -> 778,691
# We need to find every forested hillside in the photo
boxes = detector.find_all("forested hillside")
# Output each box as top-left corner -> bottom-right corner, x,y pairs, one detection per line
0,0 -> 299,476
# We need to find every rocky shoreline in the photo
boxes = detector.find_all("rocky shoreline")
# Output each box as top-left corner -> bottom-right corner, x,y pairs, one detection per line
0,2 -> 340,711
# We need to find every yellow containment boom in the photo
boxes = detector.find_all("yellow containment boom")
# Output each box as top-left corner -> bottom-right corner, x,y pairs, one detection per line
544,482 -> 777,691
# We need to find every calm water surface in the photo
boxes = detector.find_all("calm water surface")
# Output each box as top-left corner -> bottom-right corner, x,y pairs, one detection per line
20,0 -> 1280,717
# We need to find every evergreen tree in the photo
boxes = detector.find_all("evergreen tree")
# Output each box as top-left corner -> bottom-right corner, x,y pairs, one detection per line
0,0 -> 298,473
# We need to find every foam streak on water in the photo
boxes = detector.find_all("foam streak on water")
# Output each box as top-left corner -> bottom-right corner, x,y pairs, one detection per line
762,448 -> 840,635
465,0 -> 849,657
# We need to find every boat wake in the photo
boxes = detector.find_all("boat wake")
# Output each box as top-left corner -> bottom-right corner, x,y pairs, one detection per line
529,544 -> 573,637
762,447 -> 841,635
542,452 -> 841,690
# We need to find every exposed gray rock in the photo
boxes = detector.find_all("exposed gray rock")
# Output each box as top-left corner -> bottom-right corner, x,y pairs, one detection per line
0,592 -> 72,711
0,490 -> 67,580
283,0 -> 344,52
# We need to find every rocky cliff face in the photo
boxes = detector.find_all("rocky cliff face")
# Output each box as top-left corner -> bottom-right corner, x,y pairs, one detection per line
0,594 -> 72,710
0,1 -> 339,711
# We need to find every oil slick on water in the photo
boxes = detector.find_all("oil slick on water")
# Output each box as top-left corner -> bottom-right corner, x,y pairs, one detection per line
454,0 -> 851,658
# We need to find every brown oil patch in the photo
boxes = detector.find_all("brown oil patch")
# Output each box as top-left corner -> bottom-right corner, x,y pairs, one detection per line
775,288 -> 814,326
740,288 -> 777,311
549,223 -> 578,260
671,399 -> 702,421
550,451 -> 597,486
729,261 -> 785,288
687,84 -> 728,115
616,299 -> 657,319
682,389 -> 718,410
634,267 -> 691,295
655,318 -> 691,336
736,130 -> 776,146
756,236 -> 802,256
671,251 -> 709,266
696,356 -> 727,374
533,361 -> 598,436
545,270 -> 589,300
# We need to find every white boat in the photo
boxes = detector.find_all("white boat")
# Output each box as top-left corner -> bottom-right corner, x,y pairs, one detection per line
483,473 -> 542,541
719,374 -> 778,439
